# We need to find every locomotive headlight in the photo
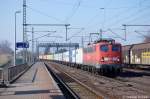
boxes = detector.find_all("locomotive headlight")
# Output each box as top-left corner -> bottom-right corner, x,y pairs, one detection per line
117,58 -> 120,62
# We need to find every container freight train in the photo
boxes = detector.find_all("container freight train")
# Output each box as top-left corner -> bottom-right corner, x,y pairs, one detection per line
40,39 -> 122,75
122,42 -> 150,66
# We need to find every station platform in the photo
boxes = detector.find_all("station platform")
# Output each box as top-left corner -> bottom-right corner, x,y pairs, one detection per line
0,62 -> 65,99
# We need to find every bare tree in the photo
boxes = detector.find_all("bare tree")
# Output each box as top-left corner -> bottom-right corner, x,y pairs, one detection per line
0,40 -> 13,54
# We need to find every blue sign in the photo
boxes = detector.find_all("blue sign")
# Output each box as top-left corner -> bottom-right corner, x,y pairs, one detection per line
16,42 -> 29,48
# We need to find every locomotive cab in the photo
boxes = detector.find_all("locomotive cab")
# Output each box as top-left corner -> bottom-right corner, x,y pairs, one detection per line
98,39 -> 122,75
83,38 -> 122,76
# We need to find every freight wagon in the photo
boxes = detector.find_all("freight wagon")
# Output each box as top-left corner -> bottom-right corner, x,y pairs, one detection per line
122,42 -> 150,66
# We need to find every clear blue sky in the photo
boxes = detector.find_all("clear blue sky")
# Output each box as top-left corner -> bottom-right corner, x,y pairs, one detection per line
0,0 -> 150,50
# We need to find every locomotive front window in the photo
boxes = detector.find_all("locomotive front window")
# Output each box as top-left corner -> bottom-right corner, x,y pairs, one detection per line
100,45 -> 109,52
112,45 -> 120,52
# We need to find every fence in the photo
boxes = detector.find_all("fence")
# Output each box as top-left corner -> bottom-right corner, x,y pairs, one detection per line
8,64 -> 30,83
0,68 -> 4,84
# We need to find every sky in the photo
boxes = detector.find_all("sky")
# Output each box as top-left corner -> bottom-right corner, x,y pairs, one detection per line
0,0 -> 150,51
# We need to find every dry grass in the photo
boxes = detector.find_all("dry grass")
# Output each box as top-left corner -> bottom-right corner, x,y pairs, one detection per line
0,54 -> 11,66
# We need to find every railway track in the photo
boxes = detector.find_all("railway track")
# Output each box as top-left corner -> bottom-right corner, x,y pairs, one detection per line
115,68 -> 150,93
45,62 -> 101,99
45,61 -> 149,99
123,68 -> 150,76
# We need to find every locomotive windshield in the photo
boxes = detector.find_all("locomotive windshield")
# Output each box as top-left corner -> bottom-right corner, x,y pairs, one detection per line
100,45 -> 109,52
112,45 -> 120,52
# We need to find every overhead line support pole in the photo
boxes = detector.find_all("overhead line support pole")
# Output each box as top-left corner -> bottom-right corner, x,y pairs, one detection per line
32,27 -> 34,63
122,24 -> 150,41
65,25 -> 68,41
100,29 -> 102,40
122,25 -> 127,41
23,0 -> 27,63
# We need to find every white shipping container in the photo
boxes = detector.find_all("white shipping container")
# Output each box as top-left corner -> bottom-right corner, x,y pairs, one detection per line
76,48 -> 83,64
57,53 -> 60,61
69,50 -> 72,62
43,55 -> 47,60
59,53 -> 63,61
53,54 -> 56,60
54,53 -> 59,61
47,54 -> 53,60
39,55 -> 43,59
72,49 -> 76,63
63,51 -> 69,62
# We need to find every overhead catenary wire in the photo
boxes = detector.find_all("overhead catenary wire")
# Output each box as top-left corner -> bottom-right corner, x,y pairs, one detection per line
68,8 -> 105,37
122,8 -> 150,25
67,28 -> 85,41
85,7 -> 135,30
27,6 -> 65,23
134,30 -> 150,38
27,0 -> 150,43
50,1 -> 145,38
102,5 -> 150,40
107,29 -> 125,40
71,1 -> 149,42
74,6 -> 145,37
83,5 -> 150,32
139,0 -> 149,6
65,0 -> 82,23
106,6 -> 150,28
41,0 -> 149,9
112,6 -> 150,40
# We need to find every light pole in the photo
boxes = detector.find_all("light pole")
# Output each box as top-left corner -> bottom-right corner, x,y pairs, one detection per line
14,11 -> 21,66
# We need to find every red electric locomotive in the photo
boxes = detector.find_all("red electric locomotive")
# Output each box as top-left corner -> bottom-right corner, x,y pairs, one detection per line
83,39 -> 122,75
